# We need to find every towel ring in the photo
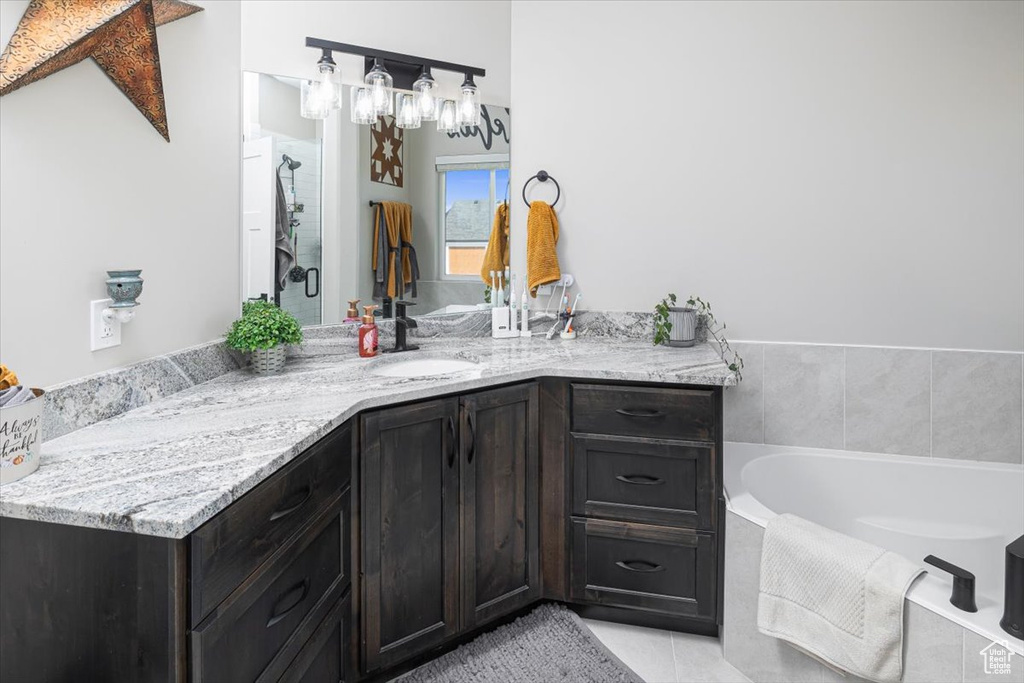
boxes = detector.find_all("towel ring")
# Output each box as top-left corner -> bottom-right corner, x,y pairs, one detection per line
522,170 -> 560,208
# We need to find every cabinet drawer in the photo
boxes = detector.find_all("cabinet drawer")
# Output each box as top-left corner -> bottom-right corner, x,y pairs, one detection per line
572,384 -> 716,442
572,435 -> 715,529
570,518 -> 717,621
192,494 -> 348,683
279,590 -> 351,683
191,424 -> 351,624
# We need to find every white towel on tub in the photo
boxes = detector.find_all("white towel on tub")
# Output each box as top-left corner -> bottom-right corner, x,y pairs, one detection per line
757,514 -> 924,683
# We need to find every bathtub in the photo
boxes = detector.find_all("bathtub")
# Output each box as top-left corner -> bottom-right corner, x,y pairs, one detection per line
724,442 -> 1024,656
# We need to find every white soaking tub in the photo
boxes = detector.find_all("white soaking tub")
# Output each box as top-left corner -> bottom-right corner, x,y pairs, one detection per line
724,442 -> 1024,655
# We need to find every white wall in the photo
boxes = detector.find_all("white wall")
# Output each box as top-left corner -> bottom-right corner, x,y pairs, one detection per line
0,1 -> 241,388
510,1 -> 1024,352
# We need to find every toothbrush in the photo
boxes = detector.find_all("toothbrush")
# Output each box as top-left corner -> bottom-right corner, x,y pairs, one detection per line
490,271 -> 497,307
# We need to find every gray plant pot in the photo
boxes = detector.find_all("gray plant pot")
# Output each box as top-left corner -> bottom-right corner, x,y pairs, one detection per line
667,307 -> 697,347
251,346 -> 287,374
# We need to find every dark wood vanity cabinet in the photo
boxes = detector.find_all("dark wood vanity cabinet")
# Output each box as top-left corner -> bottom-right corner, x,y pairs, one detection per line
359,383 -> 540,674
568,383 -> 723,631
0,377 -> 722,683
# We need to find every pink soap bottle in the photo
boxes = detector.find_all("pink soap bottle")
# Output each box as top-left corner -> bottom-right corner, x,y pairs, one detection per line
359,305 -> 379,358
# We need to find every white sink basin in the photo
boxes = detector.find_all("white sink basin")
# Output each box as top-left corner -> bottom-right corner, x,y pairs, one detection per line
372,357 -> 481,378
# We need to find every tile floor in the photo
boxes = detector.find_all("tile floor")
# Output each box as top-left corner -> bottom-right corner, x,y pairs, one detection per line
584,618 -> 750,683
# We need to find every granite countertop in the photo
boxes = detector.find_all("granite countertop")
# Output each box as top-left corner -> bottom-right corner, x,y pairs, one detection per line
0,335 -> 735,538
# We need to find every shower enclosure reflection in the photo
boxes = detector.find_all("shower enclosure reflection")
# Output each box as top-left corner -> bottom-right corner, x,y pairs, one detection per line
241,73 -> 323,326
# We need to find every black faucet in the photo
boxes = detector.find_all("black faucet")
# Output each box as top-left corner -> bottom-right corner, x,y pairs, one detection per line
1001,534 -> 1024,639
924,555 -> 977,612
388,300 -> 418,353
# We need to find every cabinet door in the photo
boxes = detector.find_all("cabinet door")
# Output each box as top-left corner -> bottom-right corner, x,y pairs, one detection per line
460,383 -> 540,630
361,398 -> 460,672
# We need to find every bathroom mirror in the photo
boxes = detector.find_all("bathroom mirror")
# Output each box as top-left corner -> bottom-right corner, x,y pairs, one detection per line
241,71 -> 510,324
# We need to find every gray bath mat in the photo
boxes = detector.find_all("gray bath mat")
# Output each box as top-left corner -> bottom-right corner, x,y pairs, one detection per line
397,603 -> 643,683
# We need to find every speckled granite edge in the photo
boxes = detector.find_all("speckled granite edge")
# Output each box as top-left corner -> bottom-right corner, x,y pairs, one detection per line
42,340 -> 244,441
39,310 -> 708,441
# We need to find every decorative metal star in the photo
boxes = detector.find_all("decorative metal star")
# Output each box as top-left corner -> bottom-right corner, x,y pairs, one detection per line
0,0 -> 203,141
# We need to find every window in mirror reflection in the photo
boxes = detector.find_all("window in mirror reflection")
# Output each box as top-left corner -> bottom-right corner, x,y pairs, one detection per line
440,164 -> 510,278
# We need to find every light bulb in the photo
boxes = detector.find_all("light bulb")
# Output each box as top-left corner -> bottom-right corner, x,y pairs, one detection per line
301,79 -> 328,119
455,76 -> 480,127
413,71 -> 438,121
396,94 -> 421,129
437,99 -> 458,133
350,86 -> 375,125
364,61 -> 393,116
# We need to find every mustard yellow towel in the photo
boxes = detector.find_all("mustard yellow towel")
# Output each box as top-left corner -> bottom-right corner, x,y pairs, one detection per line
527,201 -> 560,297
480,202 -> 509,285
0,364 -> 18,390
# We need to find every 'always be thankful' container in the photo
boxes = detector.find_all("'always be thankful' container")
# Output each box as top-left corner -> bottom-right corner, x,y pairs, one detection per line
0,388 -> 44,485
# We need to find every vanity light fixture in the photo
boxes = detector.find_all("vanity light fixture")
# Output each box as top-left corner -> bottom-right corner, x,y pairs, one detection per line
456,75 -> 481,127
437,99 -> 458,133
300,48 -> 342,119
303,37 -> 486,128
365,59 -> 394,117
412,69 -> 439,121
395,94 -> 421,129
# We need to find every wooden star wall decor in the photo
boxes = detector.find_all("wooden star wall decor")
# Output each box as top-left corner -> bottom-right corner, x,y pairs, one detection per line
370,116 -> 404,188
0,0 -> 203,141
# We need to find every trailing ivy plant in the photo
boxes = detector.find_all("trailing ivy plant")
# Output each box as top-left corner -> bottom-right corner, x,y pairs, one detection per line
226,300 -> 303,352
653,293 -> 679,346
686,295 -> 744,380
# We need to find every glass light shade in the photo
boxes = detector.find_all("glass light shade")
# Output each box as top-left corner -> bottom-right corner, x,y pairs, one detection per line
436,99 -> 458,133
300,79 -> 329,120
456,80 -> 481,127
395,94 -> 422,129
309,60 -> 342,113
364,62 -> 394,116
412,72 -> 438,121
350,86 -> 376,125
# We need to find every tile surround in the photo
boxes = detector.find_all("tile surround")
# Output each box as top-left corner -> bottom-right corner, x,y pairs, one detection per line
844,347 -> 931,457
932,351 -> 1023,464
763,345 -> 845,449
727,343 -> 1024,465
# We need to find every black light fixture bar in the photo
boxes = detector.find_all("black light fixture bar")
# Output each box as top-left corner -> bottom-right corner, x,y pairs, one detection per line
305,37 -> 486,79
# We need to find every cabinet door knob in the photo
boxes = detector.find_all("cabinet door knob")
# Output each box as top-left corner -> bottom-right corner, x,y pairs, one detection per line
466,410 -> 476,464
615,474 -> 665,486
615,559 -> 665,573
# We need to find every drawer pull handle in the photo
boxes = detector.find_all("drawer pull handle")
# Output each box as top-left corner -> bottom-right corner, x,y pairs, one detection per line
615,474 -> 665,486
615,408 -> 666,419
268,486 -> 312,522
447,416 -> 456,468
266,578 -> 310,628
466,410 -> 476,464
616,560 -> 665,573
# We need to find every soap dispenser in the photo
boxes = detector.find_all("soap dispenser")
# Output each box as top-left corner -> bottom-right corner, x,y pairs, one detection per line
345,299 -> 361,322
359,305 -> 379,358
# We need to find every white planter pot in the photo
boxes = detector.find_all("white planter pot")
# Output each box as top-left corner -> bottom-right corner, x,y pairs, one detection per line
667,307 -> 697,347
251,346 -> 287,374
0,388 -> 44,485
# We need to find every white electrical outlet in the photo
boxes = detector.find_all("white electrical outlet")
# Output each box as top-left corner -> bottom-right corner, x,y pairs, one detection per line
536,273 -> 574,296
90,299 -> 121,351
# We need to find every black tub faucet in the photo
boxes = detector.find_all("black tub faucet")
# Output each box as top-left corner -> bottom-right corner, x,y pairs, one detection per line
389,300 -> 418,353
1001,535 -> 1024,639
924,555 -> 977,613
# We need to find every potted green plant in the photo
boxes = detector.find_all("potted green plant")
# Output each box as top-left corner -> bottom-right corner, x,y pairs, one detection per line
653,293 -> 697,347
226,301 -> 303,374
